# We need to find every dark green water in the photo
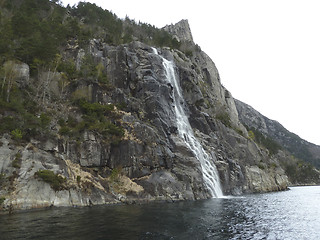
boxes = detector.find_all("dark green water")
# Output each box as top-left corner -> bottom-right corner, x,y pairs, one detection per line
1,186 -> 320,239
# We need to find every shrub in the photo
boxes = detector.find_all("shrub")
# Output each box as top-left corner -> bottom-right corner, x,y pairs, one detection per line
58,101 -> 124,142
116,102 -> 127,111
12,152 -> 22,169
0,197 -> 5,205
216,112 -> 231,128
72,88 -> 90,102
235,128 -> 244,136
96,62 -> 109,84
34,170 -> 66,191
90,121 -> 124,137
248,128 -> 282,155
248,130 -> 255,140
57,59 -> 77,79
58,118 -> 66,127
11,128 -> 23,140
258,163 -> 265,170
40,113 -> 51,129
0,173 -> 5,180
77,99 -> 115,118
76,175 -> 81,184
185,50 -> 193,58
59,126 -> 72,136
283,161 -> 318,184
0,173 -> 5,185
110,166 -> 122,182
270,162 -> 278,169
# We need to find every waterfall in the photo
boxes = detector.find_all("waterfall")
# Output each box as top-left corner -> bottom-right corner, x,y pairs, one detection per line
152,48 -> 223,198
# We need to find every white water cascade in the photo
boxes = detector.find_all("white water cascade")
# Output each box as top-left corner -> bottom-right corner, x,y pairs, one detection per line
152,48 -> 223,198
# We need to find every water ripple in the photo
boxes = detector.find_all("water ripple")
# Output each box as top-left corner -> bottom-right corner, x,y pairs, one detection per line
1,186 -> 320,239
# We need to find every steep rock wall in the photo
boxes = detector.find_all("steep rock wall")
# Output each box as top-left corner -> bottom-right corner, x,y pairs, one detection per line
0,22 -> 289,212
235,99 -> 320,168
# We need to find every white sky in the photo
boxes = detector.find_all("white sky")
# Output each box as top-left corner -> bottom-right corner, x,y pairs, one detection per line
62,0 -> 320,145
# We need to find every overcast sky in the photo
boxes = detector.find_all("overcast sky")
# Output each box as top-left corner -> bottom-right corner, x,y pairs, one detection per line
62,0 -> 320,145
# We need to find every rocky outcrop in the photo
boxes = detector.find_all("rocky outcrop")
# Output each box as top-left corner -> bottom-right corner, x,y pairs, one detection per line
14,62 -> 30,88
235,99 -> 320,168
0,21 -> 290,212
163,19 -> 194,43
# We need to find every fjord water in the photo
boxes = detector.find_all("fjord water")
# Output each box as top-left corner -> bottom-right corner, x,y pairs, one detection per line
1,186 -> 320,239
153,48 -> 223,197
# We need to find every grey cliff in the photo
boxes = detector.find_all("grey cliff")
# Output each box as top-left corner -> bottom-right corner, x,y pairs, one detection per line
0,20 -> 290,212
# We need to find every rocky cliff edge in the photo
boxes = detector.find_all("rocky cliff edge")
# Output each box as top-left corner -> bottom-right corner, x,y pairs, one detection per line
0,21 -> 289,212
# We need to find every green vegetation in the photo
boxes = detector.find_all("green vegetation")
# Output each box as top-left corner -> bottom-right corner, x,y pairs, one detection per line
185,50 -> 193,58
110,166 -> 122,182
247,128 -> 282,156
75,55 -> 109,84
234,128 -> 244,136
264,121 -> 320,168
34,170 -> 66,191
0,66 -> 53,140
0,173 -> 5,180
216,111 -> 231,128
248,130 -> 255,140
59,100 -> 124,143
0,197 -> 5,205
269,162 -> 278,169
0,106 -> 52,142
284,131 -> 317,168
0,0 -> 190,143
11,129 -> 23,140
76,175 -> 81,184
0,173 -> 5,187
77,99 -> 115,117
122,17 -> 181,49
12,152 -> 22,169
257,163 -> 266,170
245,125 -> 320,183
283,160 -> 319,184
0,0 -> 187,69
1,0 -> 71,65
40,113 -> 51,129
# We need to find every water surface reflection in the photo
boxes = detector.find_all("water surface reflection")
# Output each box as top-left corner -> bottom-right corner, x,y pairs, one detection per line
1,186 -> 320,239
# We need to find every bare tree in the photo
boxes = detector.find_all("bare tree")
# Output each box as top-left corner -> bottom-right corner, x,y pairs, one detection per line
1,61 -> 18,102
33,54 -> 62,106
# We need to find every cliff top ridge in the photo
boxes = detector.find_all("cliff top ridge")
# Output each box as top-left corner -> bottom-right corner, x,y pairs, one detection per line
163,19 -> 194,43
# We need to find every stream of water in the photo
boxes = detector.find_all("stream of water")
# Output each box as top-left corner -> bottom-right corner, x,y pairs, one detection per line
153,48 -> 223,197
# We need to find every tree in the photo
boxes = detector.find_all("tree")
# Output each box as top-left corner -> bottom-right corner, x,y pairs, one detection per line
33,54 -> 62,105
1,61 -> 18,102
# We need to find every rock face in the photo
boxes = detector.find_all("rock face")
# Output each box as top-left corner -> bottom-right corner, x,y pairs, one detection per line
235,99 -> 320,168
0,20 -> 290,212
14,62 -> 30,87
163,19 -> 194,43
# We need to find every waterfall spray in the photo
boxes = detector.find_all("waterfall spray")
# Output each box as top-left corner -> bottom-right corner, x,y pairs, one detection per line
152,48 -> 223,197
